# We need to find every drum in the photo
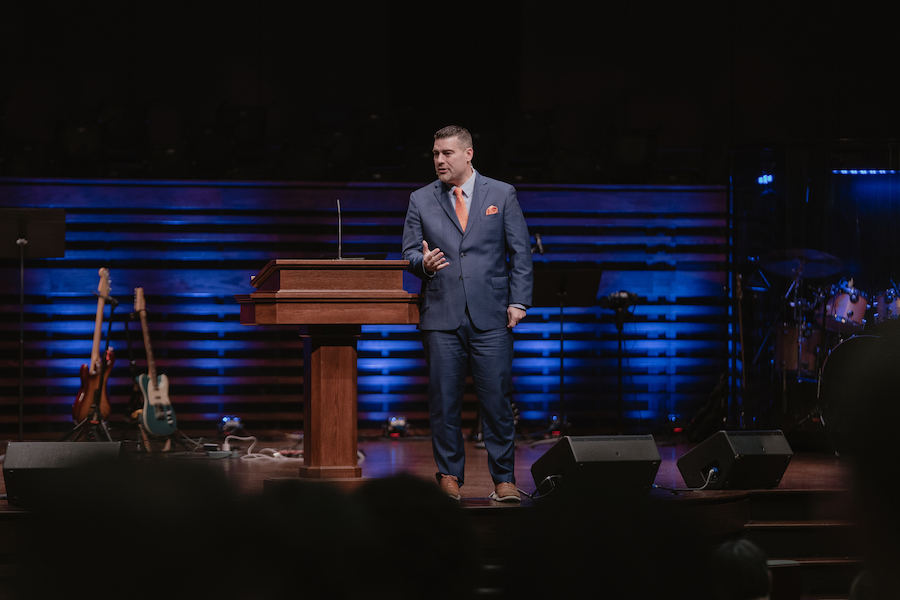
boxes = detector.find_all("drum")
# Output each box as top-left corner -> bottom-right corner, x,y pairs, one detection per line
820,285 -> 868,334
820,334 -> 878,380
775,321 -> 822,376
818,335 -> 880,438
872,288 -> 900,324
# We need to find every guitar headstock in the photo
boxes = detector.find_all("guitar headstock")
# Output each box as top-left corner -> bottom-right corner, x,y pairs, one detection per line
98,267 -> 110,298
134,286 -> 146,313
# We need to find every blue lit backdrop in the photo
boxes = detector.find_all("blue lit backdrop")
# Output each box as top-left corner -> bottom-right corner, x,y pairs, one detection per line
0,179 -> 731,438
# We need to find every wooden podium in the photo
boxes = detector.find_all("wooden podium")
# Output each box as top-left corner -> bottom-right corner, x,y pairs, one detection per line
235,259 -> 419,478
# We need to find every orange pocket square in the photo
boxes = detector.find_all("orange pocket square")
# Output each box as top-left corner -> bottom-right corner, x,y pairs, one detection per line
485,205 -> 499,215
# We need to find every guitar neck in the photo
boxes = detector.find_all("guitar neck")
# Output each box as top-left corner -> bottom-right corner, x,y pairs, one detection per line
90,294 -> 106,370
138,310 -> 157,382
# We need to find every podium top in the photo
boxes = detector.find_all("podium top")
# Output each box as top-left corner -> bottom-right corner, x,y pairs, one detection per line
236,258 -> 418,325
249,259 -> 410,292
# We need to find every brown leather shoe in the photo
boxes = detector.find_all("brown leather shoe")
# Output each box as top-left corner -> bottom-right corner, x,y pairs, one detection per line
491,481 -> 521,502
439,474 -> 461,500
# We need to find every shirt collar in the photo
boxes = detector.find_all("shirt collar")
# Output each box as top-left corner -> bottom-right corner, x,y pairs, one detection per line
450,169 -> 477,198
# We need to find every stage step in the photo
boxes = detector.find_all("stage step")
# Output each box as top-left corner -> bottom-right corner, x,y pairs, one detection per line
793,558 -> 862,600
745,520 -> 858,558
748,489 -> 853,522
746,490 -> 863,600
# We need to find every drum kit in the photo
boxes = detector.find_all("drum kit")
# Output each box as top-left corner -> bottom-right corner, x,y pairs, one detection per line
757,248 -> 899,426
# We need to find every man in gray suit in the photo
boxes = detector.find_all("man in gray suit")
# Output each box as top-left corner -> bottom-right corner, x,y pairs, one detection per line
402,125 -> 534,502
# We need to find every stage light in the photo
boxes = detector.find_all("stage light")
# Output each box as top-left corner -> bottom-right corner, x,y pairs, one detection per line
218,415 -> 244,435
832,169 -> 897,175
837,169 -> 892,174
667,413 -> 686,434
757,173 -> 773,185
384,415 -> 408,438
549,414 -> 562,436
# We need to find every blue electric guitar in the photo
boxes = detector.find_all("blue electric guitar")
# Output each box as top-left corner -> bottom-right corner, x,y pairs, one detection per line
134,287 -> 177,436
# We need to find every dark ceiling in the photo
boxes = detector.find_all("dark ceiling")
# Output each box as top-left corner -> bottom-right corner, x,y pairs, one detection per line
2,2 -> 898,184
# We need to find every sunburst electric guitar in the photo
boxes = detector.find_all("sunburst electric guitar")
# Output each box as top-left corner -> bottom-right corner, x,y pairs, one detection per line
73,268 -> 114,422
134,287 -> 177,436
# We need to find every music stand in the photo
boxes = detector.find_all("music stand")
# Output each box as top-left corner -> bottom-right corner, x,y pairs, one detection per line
530,264 -> 602,442
0,209 -> 66,441
600,291 -> 640,432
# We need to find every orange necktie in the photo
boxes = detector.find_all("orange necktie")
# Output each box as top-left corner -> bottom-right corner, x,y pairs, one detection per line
454,187 -> 468,231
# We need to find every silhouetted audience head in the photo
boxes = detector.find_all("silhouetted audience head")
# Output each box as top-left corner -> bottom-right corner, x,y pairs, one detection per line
850,569 -> 878,600
14,456 -> 249,600
500,491 -> 707,599
827,327 -> 900,598
244,477 -> 372,599
706,539 -> 771,600
12,454 -> 378,600
351,473 -> 480,600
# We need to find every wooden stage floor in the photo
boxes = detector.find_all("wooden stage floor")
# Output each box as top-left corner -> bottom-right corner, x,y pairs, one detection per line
0,432 -> 852,505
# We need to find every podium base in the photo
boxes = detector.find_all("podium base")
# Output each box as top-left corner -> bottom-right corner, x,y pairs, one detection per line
265,475 -> 368,495
297,465 -> 363,479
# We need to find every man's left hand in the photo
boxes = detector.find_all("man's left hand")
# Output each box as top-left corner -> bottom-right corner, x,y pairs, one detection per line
507,306 -> 526,328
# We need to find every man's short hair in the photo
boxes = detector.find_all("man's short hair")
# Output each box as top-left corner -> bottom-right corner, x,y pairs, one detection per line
708,539 -> 771,600
434,125 -> 473,150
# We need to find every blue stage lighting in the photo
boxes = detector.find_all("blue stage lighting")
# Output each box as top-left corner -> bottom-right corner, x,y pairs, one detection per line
757,173 -> 773,185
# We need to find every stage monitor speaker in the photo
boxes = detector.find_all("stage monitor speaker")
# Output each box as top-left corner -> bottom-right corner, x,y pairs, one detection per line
531,435 -> 661,498
676,430 -> 793,490
3,441 -> 123,506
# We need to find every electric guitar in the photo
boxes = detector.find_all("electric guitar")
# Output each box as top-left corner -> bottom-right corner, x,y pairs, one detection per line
134,287 -> 177,436
73,268 -> 114,422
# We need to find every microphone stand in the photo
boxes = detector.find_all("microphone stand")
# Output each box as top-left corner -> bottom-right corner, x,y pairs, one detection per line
336,199 -> 344,260
17,238 -> 26,442
602,292 -> 638,433
2,208 -> 66,440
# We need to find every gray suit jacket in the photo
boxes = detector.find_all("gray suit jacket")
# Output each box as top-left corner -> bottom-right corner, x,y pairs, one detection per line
402,172 -> 533,331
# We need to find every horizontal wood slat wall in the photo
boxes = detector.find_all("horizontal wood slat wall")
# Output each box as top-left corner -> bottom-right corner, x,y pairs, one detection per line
0,179 -> 731,439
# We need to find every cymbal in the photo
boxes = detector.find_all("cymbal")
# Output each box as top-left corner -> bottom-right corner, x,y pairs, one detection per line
760,249 -> 843,278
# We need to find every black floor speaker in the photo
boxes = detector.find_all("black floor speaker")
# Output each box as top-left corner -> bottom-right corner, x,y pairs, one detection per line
531,435 -> 661,498
3,441 -> 123,506
676,430 -> 793,490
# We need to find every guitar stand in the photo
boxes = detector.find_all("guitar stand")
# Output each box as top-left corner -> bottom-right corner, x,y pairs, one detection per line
136,424 -> 168,453
122,310 -> 144,426
60,365 -> 115,443
119,311 -> 150,446
118,312 -> 194,454
134,427 -> 201,455
60,295 -> 119,443
60,406 -> 114,442
123,404 -> 195,454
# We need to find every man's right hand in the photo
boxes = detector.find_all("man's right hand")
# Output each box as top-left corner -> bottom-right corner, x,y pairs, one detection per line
422,240 -> 448,274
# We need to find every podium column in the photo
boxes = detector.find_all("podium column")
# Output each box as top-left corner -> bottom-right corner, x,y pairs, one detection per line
298,325 -> 362,478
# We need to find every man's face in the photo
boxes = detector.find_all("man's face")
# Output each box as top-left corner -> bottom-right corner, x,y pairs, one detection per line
433,136 -> 473,187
